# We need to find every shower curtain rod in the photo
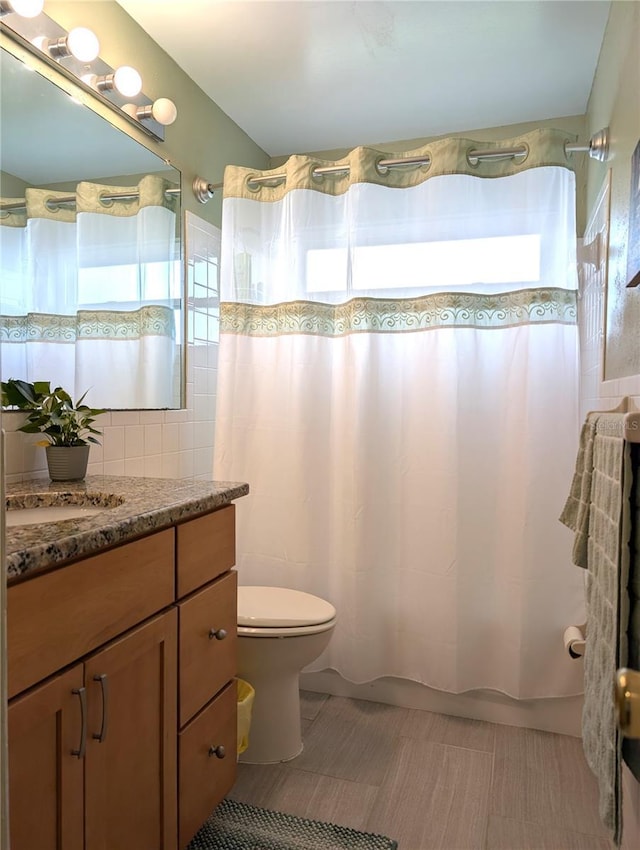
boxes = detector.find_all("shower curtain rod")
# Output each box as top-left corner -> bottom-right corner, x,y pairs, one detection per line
243,143 -> 594,189
0,187 -> 181,214
210,129 -> 609,191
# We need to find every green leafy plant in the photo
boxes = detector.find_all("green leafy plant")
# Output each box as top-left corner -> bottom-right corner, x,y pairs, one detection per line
1,379 -> 105,447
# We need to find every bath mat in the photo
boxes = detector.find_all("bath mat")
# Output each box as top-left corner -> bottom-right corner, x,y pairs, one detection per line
187,798 -> 398,850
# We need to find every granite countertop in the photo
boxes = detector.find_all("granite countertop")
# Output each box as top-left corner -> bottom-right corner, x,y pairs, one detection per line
5,475 -> 249,583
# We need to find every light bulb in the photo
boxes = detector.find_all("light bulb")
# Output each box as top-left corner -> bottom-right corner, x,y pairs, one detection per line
33,27 -> 100,62
66,27 -> 100,62
113,66 -> 142,97
2,0 -> 44,17
151,98 -> 177,126
122,98 -> 178,128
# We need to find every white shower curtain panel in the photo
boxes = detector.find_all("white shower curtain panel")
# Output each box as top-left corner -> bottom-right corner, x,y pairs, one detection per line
215,132 -> 586,698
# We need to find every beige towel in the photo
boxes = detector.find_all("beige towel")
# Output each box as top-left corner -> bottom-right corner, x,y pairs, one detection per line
560,413 -> 632,845
559,412 -> 599,568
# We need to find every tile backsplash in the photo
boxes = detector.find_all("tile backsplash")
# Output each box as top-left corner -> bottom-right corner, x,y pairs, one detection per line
4,212 -> 221,485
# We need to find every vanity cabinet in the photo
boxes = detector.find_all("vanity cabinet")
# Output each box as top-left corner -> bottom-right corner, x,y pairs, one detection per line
7,503 -> 238,850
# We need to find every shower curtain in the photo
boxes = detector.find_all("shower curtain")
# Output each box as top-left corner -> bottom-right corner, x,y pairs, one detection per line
0,175 -> 178,408
215,129 -> 586,699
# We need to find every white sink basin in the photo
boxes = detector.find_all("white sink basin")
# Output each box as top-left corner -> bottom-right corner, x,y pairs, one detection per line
6,505 -> 107,527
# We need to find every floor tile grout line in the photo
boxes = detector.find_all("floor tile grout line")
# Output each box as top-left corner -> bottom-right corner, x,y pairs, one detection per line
395,733 -> 496,758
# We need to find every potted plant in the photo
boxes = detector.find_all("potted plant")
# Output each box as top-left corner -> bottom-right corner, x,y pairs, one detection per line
1,379 -> 105,481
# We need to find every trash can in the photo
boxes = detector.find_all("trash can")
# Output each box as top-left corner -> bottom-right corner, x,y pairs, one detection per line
236,678 -> 255,755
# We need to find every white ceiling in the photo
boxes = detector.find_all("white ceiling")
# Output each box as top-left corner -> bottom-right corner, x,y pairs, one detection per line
117,0 -> 611,157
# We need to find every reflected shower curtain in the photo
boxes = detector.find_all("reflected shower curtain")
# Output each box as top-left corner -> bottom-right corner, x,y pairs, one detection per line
0,175 -> 178,408
215,130 -> 586,698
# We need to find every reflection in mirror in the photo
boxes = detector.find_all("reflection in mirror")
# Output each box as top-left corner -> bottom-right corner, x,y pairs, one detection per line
0,45 -> 183,409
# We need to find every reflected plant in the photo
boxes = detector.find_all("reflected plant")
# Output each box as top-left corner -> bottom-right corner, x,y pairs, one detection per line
1,378 -> 105,447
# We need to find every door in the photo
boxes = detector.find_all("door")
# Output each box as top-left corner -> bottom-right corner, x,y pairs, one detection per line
84,610 -> 178,850
8,665 -> 85,850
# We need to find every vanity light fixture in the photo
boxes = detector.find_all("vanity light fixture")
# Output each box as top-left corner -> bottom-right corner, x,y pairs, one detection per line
33,26 -> 100,63
0,0 -> 43,18
123,97 -> 178,127
1,5 -> 177,141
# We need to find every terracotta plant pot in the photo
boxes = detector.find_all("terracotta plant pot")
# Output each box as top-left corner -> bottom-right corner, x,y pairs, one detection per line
45,445 -> 90,481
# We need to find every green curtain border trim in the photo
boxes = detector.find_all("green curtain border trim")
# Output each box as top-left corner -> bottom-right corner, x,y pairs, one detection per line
220,288 -> 577,337
0,305 -> 175,343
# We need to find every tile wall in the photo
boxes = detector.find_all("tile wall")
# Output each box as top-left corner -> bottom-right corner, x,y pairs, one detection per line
4,212 -> 221,485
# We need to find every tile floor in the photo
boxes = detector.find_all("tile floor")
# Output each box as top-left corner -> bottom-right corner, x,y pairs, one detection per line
229,691 -> 613,850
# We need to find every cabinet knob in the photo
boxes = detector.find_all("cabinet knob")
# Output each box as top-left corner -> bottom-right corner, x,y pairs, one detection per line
209,628 -> 227,641
208,744 -> 226,759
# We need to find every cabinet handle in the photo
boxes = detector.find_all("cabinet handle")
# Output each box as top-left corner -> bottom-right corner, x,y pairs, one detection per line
92,673 -> 109,743
71,687 -> 87,759
209,628 -> 227,641
208,744 -> 226,759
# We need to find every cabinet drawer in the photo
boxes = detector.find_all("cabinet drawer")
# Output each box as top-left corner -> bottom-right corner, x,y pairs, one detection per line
176,505 -> 235,598
179,571 -> 237,727
179,683 -> 237,850
8,529 -> 175,699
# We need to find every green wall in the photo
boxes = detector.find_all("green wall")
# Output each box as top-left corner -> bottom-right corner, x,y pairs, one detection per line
45,1 -> 270,227
586,0 -> 639,380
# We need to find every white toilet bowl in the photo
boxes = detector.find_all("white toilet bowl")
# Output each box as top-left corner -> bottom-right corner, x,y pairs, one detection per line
237,586 -> 336,764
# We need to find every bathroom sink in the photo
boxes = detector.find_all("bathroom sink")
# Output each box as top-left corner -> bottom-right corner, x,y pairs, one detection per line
6,505 -> 108,527
5,492 -> 124,528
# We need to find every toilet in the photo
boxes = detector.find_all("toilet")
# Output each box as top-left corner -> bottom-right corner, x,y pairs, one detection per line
237,585 -> 336,764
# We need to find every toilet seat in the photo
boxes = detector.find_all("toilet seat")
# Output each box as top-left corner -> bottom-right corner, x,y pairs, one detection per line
238,586 -> 336,638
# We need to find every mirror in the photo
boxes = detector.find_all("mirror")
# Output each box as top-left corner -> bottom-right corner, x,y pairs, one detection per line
0,45 -> 183,409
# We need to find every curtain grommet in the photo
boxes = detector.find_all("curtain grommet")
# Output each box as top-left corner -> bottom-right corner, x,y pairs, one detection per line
375,156 -> 390,176
466,148 -> 481,169
513,143 -> 530,165
245,176 -> 263,193
98,193 -> 115,208
310,165 -> 324,183
45,197 -> 63,213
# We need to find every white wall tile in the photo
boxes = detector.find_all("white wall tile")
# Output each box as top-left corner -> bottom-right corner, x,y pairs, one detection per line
161,452 -> 180,479
103,459 -> 125,475
143,454 -> 164,477
124,457 -> 145,477
143,424 -> 163,456
124,426 -> 144,459
102,427 -> 125,462
194,422 -> 213,449
162,423 -> 181,453
139,410 -> 164,425
179,422 -> 194,451
110,411 -> 140,426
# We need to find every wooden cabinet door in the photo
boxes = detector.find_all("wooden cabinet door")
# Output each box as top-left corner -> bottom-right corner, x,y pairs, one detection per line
84,610 -> 178,850
8,665 -> 84,850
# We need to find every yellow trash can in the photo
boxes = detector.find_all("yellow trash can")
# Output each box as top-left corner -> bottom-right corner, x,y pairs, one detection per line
236,678 -> 255,755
